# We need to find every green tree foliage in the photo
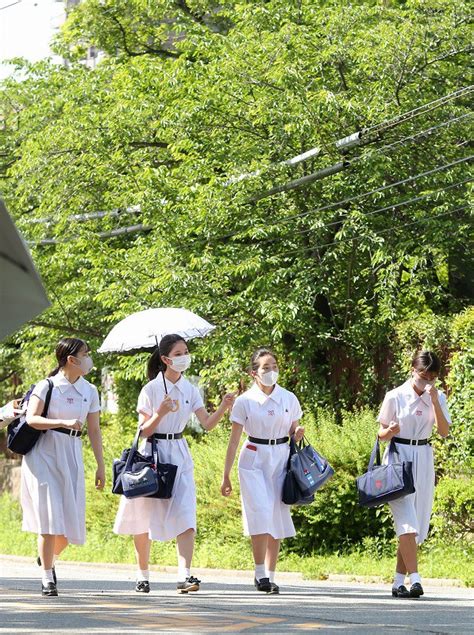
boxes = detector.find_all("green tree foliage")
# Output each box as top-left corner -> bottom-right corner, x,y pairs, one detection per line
0,0 -> 472,416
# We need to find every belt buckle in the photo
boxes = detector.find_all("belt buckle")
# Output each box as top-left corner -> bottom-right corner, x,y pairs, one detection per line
269,439 -> 276,445
69,429 -> 76,437
411,439 -> 417,446
166,433 -> 173,440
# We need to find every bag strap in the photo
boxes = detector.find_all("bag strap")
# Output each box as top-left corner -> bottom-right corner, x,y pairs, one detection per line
41,379 -> 54,417
161,371 -> 168,395
367,437 -> 381,470
124,425 -> 143,472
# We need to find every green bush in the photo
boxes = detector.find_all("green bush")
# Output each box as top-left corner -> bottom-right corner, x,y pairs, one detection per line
432,477 -> 474,541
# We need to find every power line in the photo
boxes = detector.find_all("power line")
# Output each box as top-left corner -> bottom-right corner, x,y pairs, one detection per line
251,177 -> 472,248
272,205 -> 471,260
225,85 -> 473,186
211,154 -> 473,244
250,112 -> 472,202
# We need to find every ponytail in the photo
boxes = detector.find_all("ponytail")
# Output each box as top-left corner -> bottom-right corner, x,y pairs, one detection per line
147,334 -> 187,382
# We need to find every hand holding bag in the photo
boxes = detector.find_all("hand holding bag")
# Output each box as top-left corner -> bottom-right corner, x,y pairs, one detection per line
112,426 -> 178,499
356,437 -> 415,508
282,436 -> 334,503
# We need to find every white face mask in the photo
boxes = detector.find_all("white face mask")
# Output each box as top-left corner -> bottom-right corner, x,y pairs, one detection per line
169,354 -> 191,373
73,355 -> 94,375
258,370 -> 279,387
413,373 -> 435,391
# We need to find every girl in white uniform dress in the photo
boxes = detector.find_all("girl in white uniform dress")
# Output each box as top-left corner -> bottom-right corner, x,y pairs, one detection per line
114,334 -> 235,594
221,348 -> 304,594
23,337 -> 105,597
378,351 -> 451,599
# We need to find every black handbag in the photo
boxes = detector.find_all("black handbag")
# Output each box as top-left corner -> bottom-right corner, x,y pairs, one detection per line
112,427 -> 178,499
282,436 -> 334,504
356,437 -> 415,508
7,379 -> 53,455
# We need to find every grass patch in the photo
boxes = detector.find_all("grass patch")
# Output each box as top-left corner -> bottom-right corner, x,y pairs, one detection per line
1,491 -> 472,585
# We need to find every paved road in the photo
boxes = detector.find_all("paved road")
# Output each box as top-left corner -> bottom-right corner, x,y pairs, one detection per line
1,556 -> 472,634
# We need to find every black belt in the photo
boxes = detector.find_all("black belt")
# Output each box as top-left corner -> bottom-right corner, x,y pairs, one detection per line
393,437 -> 429,446
248,436 -> 289,446
151,432 -> 183,440
54,427 -> 82,438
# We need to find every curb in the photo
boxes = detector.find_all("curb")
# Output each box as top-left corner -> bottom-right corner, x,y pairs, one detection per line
0,554 -> 465,587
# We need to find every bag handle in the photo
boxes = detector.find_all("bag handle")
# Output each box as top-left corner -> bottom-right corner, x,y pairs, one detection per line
124,425 -> 143,472
367,436 -> 400,470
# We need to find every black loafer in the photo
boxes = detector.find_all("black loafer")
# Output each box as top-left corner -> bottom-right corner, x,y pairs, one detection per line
254,577 -> 271,592
268,582 -> 280,595
177,576 -> 201,594
37,557 -> 57,585
392,585 -> 410,598
410,582 -> 424,598
41,582 -> 58,597
135,580 -> 150,593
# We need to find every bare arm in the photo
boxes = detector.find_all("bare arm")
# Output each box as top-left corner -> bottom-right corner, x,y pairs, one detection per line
194,392 -> 236,431
221,422 -> 244,496
138,396 -> 177,437
426,385 -> 450,438
289,420 -> 305,441
26,395 -> 81,431
378,420 -> 400,441
87,411 -> 105,490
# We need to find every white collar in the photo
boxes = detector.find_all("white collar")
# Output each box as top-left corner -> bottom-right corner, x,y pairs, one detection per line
400,379 -> 431,406
155,372 -> 185,395
52,372 -> 87,396
248,382 -> 282,405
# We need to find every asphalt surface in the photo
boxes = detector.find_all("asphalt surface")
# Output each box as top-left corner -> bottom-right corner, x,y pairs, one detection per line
1,556 -> 472,634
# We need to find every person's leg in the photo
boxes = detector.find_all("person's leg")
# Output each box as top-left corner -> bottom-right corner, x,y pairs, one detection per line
396,544 -> 407,575
176,528 -> 195,578
250,534 -> 271,591
133,533 -> 151,592
38,534 -> 55,570
398,533 -> 417,573
265,536 -> 280,577
54,535 -> 68,558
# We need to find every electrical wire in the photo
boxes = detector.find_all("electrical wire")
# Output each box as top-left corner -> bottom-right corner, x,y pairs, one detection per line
271,205 -> 471,260
251,177 -> 472,248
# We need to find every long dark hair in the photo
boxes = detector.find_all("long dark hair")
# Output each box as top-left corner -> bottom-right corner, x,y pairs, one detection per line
49,337 -> 88,377
147,334 -> 187,381
411,350 -> 441,375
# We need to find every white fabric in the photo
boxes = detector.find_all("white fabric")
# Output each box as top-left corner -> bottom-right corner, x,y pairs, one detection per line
98,307 -> 215,353
113,374 -> 204,542
231,383 -> 303,539
21,372 -> 100,545
378,380 -> 451,545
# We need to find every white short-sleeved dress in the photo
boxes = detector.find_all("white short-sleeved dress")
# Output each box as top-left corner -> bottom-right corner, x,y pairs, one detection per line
378,379 -> 451,544
21,372 -> 101,545
231,383 -> 303,539
113,374 -> 204,542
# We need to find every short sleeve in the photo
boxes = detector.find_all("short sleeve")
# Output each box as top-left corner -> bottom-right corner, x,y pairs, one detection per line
439,392 -> 452,424
377,392 -> 396,427
137,385 -> 153,416
191,386 -> 204,412
31,379 -> 50,402
290,394 -> 303,421
89,385 -> 100,414
230,396 -> 247,426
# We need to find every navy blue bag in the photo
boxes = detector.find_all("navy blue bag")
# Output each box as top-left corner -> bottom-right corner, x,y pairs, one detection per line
282,436 -> 334,504
112,427 -> 177,499
7,379 -> 53,455
356,437 -> 415,508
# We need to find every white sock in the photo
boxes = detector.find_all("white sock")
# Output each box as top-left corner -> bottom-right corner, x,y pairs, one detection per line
42,569 -> 55,585
268,570 -> 276,583
393,572 -> 405,588
137,569 -> 149,582
409,572 -> 421,586
178,565 -> 190,581
255,563 -> 266,581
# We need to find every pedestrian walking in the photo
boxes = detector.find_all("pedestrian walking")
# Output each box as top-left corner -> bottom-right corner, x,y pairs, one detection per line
113,334 -> 235,594
221,347 -> 304,594
378,351 -> 451,599
22,337 -> 105,596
